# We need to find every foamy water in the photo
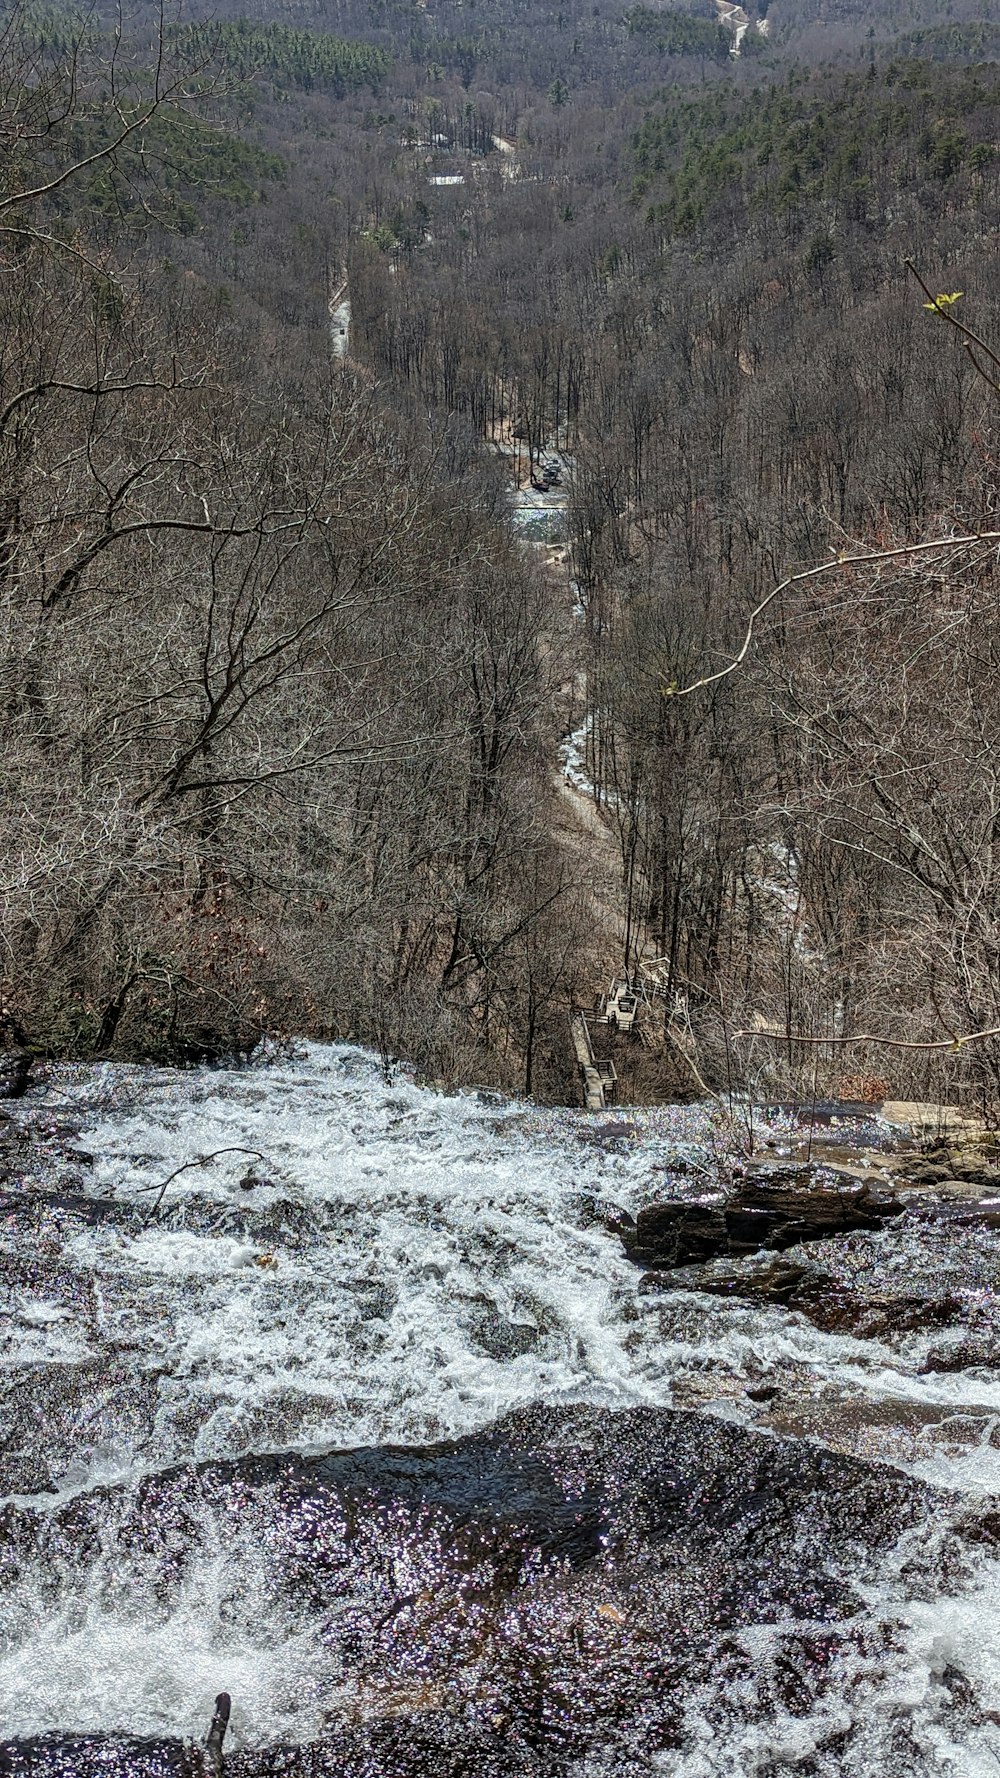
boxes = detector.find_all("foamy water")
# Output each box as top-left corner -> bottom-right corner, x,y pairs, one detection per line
3,1042 -> 1000,1769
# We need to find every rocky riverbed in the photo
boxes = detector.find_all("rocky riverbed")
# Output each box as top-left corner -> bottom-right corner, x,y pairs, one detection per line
3,1047 -> 1000,1774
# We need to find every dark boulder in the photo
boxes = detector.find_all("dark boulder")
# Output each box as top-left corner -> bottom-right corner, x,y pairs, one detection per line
905,1162 -> 955,1186
891,1142 -> 1000,1190
622,1165 -> 903,1269
626,1202 -> 728,1267
0,1051 -> 33,1099
650,1254 -> 833,1310
0,1403 -> 947,1777
920,1332 -> 1000,1374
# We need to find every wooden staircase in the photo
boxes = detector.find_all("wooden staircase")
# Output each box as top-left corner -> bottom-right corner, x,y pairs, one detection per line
569,1008 -> 617,1110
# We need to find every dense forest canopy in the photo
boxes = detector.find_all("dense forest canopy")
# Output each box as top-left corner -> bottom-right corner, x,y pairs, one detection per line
172,19 -> 392,92
1,0 -> 999,1107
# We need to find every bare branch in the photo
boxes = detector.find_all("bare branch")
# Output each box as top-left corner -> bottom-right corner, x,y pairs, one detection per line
666,534 -> 1000,699
736,1026 -> 1000,1053
906,259 -> 1000,383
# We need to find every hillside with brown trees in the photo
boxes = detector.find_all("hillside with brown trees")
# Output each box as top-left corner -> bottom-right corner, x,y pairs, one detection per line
3,0 -> 1000,1108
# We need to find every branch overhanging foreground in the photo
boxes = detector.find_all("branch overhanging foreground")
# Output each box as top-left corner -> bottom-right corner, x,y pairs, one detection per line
735,1026 -> 1000,1053
663,531 -> 1000,699
905,259 -> 1000,397
665,270 -> 1000,701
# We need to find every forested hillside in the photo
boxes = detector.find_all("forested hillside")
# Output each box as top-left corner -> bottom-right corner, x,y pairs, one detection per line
2,0 -> 999,1106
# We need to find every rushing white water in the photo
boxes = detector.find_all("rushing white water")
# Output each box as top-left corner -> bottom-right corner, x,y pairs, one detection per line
559,713 -> 597,797
5,1041 -> 996,1484
4,1042 -> 1000,1770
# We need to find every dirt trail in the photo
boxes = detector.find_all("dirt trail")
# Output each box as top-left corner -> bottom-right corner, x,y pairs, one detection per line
508,456 -> 627,998
553,763 -> 626,979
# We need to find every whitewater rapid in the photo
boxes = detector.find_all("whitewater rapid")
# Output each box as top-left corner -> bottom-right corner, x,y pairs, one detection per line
4,1041 -> 1000,1772
4,1042 -> 1000,1488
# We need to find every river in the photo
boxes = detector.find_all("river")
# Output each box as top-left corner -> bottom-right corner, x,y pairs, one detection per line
2,1043 -> 1000,1773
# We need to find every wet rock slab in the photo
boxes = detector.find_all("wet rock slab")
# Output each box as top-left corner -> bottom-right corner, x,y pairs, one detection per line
0,1719 -> 546,1776
0,1360 -> 163,1496
640,1211 -> 1000,1359
642,1247 -> 968,1339
0,1404 -> 944,1775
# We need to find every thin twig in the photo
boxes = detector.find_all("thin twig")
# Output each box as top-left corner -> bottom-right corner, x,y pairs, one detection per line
141,1146 -> 264,1221
905,260 -> 1000,378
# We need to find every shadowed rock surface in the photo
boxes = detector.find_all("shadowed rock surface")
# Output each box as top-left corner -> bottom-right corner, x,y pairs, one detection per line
0,1720 -> 548,1776
0,1054 -> 34,1101
0,1405 -> 948,1775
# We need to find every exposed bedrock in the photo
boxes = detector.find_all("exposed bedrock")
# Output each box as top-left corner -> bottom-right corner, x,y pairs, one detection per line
627,1165 -> 1000,1359
0,1403 -> 952,1776
621,1164 -> 904,1270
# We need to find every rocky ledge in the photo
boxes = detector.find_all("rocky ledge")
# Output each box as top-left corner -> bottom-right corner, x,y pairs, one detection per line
621,1163 -> 903,1269
622,1152 -> 1000,1363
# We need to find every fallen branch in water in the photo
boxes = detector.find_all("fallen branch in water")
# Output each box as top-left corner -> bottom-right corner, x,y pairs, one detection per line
140,1148 -> 264,1222
203,1691 -> 231,1776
